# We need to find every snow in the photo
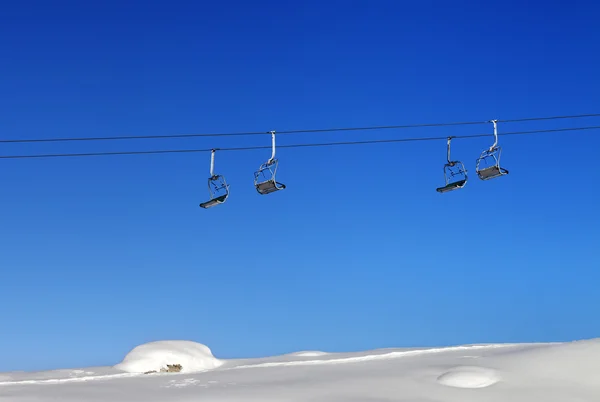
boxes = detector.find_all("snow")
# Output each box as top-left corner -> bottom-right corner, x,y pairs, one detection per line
113,340 -> 223,374
288,350 -> 329,357
1,338 -> 600,401
436,366 -> 500,388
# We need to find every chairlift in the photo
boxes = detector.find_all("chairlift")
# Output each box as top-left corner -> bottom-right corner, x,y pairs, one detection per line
254,130 -> 286,195
199,149 -> 230,209
475,119 -> 509,180
436,136 -> 468,193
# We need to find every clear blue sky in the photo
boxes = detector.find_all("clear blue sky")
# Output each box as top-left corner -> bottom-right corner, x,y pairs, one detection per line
1,0 -> 599,372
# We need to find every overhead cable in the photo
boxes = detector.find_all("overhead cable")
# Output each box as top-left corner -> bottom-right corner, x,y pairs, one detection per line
1,125 -> 599,160
1,113 -> 599,144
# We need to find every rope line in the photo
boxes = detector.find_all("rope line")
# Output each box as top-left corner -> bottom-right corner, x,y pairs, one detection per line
1,113 -> 599,144
2,125 -> 598,160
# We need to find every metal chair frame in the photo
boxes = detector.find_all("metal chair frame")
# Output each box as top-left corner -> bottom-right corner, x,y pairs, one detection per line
200,149 -> 230,209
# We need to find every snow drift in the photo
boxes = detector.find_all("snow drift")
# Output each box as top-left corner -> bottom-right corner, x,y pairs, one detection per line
113,340 -> 223,374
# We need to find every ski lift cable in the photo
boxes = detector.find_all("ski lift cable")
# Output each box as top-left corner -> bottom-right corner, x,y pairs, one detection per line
1,125 -> 599,160
1,113 -> 599,144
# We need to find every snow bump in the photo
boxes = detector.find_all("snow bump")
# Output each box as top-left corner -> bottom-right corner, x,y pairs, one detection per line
114,340 -> 223,374
436,366 -> 500,389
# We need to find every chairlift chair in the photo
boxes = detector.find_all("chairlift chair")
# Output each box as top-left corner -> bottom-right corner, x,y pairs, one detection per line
254,131 -> 286,195
476,120 -> 509,180
436,136 -> 468,193
199,149 -> 230,209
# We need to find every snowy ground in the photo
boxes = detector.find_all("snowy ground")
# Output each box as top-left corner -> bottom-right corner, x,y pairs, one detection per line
1,338 -> 599,401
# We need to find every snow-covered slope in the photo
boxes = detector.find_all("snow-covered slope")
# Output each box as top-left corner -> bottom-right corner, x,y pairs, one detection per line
1,338 -> 599,401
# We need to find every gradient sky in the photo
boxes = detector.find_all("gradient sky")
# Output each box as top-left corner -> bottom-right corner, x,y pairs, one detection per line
1,0 -> 599,372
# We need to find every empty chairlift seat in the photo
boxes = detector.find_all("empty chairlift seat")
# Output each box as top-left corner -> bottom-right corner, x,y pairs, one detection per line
199,193 -> 228,208
199,149 -> 230,209
436,177 -> 467,193
476,163 -> 509,180
436,137 -> 468,193
254,158 -> 286,195
254,131 -> 286,195
475,119 -> 509,181
255,176 -> 286,195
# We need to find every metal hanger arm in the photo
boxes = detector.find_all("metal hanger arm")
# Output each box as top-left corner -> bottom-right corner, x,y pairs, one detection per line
268,130 -> 276,163
210,149 -> 216,176
489,119 -> 499,151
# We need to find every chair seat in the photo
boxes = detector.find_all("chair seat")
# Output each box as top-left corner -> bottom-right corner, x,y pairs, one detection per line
199,194 -> 228,208
436,179 -> 467,193
477,165 -> 508,180
256,179 -> 286,195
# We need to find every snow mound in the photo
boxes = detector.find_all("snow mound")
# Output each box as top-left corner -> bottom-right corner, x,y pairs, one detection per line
437,366 -> 500,388
114,340 -> 223,374
289,351 -> 328,357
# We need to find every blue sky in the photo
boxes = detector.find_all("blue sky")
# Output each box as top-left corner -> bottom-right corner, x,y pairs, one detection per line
1,0 -> 599,372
